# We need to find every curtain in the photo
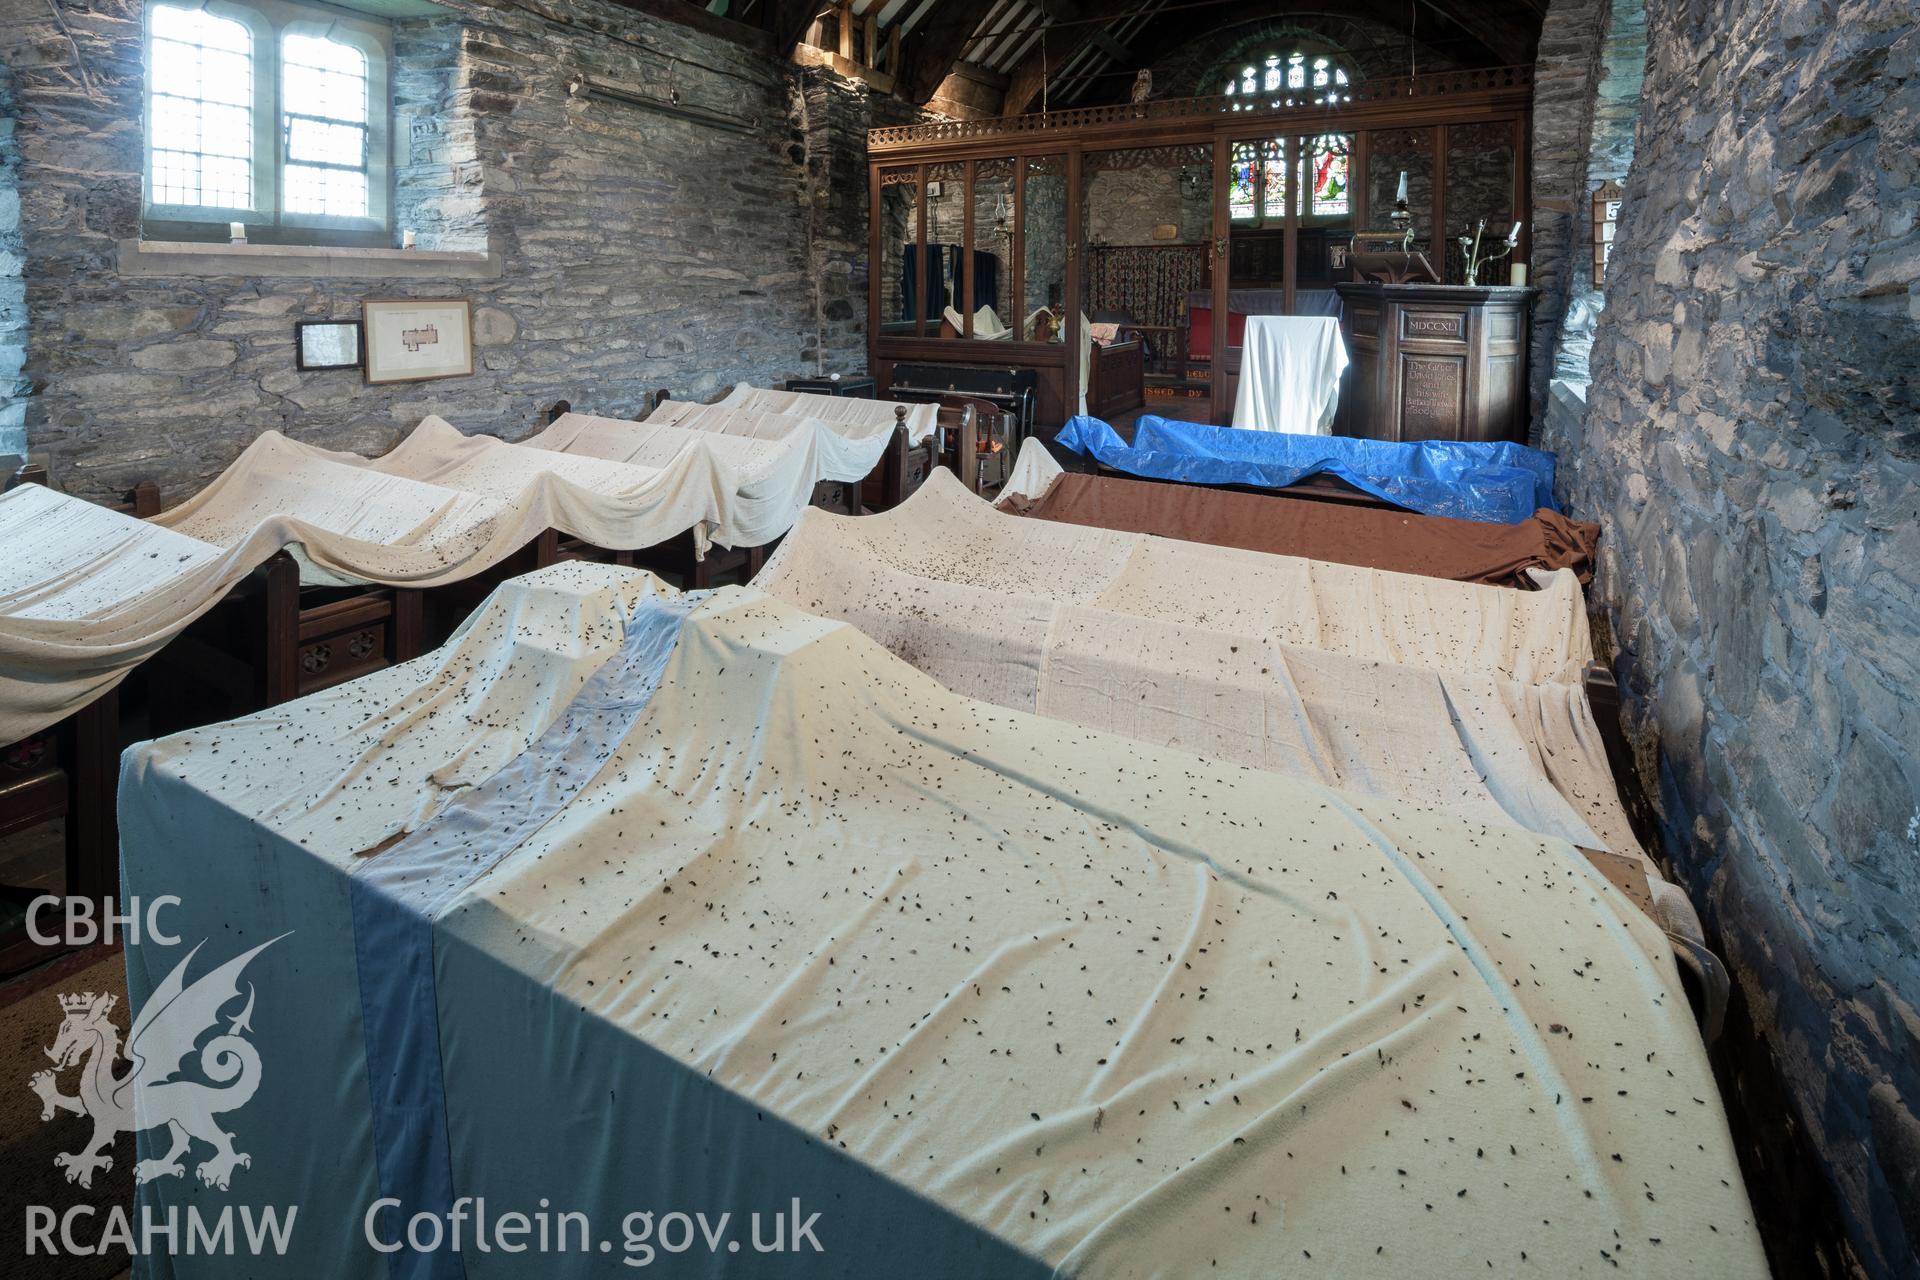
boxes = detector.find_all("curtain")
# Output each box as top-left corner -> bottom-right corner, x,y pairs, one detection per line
1086,245 -> 1208,332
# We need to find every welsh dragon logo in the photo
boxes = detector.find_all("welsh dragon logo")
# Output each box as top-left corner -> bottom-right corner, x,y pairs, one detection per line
29,936 -> 284,1191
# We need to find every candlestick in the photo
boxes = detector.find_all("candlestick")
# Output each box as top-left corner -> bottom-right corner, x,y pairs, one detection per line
1507,221 -> 1522,243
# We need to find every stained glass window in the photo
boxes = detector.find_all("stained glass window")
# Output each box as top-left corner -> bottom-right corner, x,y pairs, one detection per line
1229,139 -> 1290,223
1229,142 -> 1257,221
148,5 -> 255,210
1222,50 -> 1351,107
1262,140 -> 1288,215
1306,134 -> 1350,216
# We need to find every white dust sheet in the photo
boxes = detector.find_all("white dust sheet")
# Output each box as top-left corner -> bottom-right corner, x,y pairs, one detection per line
715,382 -> 939,445
649,397 -> 898,457
528,409 -> 880,547
0,411 -> 834,740
983,443 -> 1707,937
119,562 -> 1762,1278
1230,315 -> 1350,434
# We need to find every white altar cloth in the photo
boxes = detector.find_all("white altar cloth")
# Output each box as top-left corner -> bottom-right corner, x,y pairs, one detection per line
1229,314 -> 1349,433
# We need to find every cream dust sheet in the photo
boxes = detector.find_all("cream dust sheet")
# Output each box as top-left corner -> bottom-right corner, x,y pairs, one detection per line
783,469 -> 1594,686
649,397 -> 899,454
0,410 -> 854,741
119,562 -> 1763,1278
714,382 -> 939,445
764,472 -> 1708,944
758,503 -> 1629,858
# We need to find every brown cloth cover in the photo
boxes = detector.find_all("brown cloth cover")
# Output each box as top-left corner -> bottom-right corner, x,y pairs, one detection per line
1002,471 -> 1601,587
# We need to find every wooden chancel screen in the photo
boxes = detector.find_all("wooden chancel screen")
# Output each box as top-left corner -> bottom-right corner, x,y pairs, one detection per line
867,66 -> 1533,430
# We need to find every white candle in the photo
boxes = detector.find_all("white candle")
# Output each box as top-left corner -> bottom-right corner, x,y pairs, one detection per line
1508,221 -> 1522,242
1510,263 -> 1528,286
1396,171 -> 1408,203
402,228 -> 418,250
228,221 -> 245,240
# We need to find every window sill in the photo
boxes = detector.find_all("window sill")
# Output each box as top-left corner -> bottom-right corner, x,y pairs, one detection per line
118,240 -> 502,280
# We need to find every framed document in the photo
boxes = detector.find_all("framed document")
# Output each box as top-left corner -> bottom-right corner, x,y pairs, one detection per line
294,320 -> 362,371
362,298 -> 474,384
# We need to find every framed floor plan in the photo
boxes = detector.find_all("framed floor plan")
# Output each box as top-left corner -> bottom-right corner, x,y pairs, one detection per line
362,298 -> 475,384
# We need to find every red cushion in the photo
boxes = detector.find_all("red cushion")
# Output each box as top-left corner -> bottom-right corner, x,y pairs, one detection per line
1188,306 -> 1213,359
1185,307 -> 1248,362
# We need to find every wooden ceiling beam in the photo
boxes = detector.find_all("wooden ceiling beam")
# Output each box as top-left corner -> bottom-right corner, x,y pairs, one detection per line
900,0 -> 1003,104
1000,0 -> 1099,116
1412,0 -> 1537,66
766,0 -> 825,56
597,0 -> 775,48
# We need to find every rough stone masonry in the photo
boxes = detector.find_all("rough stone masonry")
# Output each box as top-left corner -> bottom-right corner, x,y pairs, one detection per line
0,0 -> 900,500
1542,0 -> 1920,1271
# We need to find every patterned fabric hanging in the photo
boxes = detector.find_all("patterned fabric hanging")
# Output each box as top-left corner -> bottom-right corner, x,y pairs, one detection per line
1085,244 -> 1208,333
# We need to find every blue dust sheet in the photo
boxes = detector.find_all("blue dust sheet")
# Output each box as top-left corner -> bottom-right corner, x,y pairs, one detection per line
1051,415 -> 1561,524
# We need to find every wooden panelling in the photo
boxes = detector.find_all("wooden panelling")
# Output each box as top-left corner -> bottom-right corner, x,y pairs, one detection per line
871,71 -> 1532,427
1337,282 -> 1537,443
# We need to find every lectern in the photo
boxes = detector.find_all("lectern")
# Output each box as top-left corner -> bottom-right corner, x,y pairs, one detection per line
1335,283 -> 1538,443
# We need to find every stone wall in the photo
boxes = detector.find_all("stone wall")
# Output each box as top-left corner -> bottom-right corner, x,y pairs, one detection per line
0,63 -> 24,459
1528,0 -> 1646,431
1442,120 -> 1519,283
1,0 -> 892,501
1364,128 -> 1436,237
1547,0 -> 1920,1271
1022,168 -> 1068,317
390,15 -> 487,254
1085,158 -> 1210,247
797,66 -> 919,369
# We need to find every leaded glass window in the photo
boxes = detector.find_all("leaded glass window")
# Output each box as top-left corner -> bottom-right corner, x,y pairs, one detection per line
281,32 -> 369,218
1306,135 -> 1350,216
1222,50 -> 1352,109
148,5 -> 255,210
144,0 -> 391,240
1229,140 -> 1289,224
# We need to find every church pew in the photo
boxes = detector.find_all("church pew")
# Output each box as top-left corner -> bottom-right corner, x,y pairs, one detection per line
0,476 -> 162,977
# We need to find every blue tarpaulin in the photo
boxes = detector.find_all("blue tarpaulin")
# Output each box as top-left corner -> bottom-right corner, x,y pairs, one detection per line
1051,415 -> 1562,525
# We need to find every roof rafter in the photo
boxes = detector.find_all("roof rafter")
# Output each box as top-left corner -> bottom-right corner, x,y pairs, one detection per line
899,0 -> 1004,103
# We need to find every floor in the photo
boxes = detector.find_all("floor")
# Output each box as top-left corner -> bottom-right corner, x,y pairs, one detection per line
0,947 -> 132,1280
1107,394 -> 1212,435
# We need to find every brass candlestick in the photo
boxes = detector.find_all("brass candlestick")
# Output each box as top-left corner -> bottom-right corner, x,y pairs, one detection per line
1457,218 -> 1521,285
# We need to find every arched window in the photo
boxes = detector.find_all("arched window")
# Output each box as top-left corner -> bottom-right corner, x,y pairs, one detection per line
281,32 -> 372,218
147,6 -> 256,210
1222,52 -> 1351,109
1229,134 -> 1350,224
145,0 -> 391,241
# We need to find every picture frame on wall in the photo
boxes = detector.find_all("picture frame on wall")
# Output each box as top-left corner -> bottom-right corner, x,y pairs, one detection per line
362,298 -> 475,384
294,320 -> 363,372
